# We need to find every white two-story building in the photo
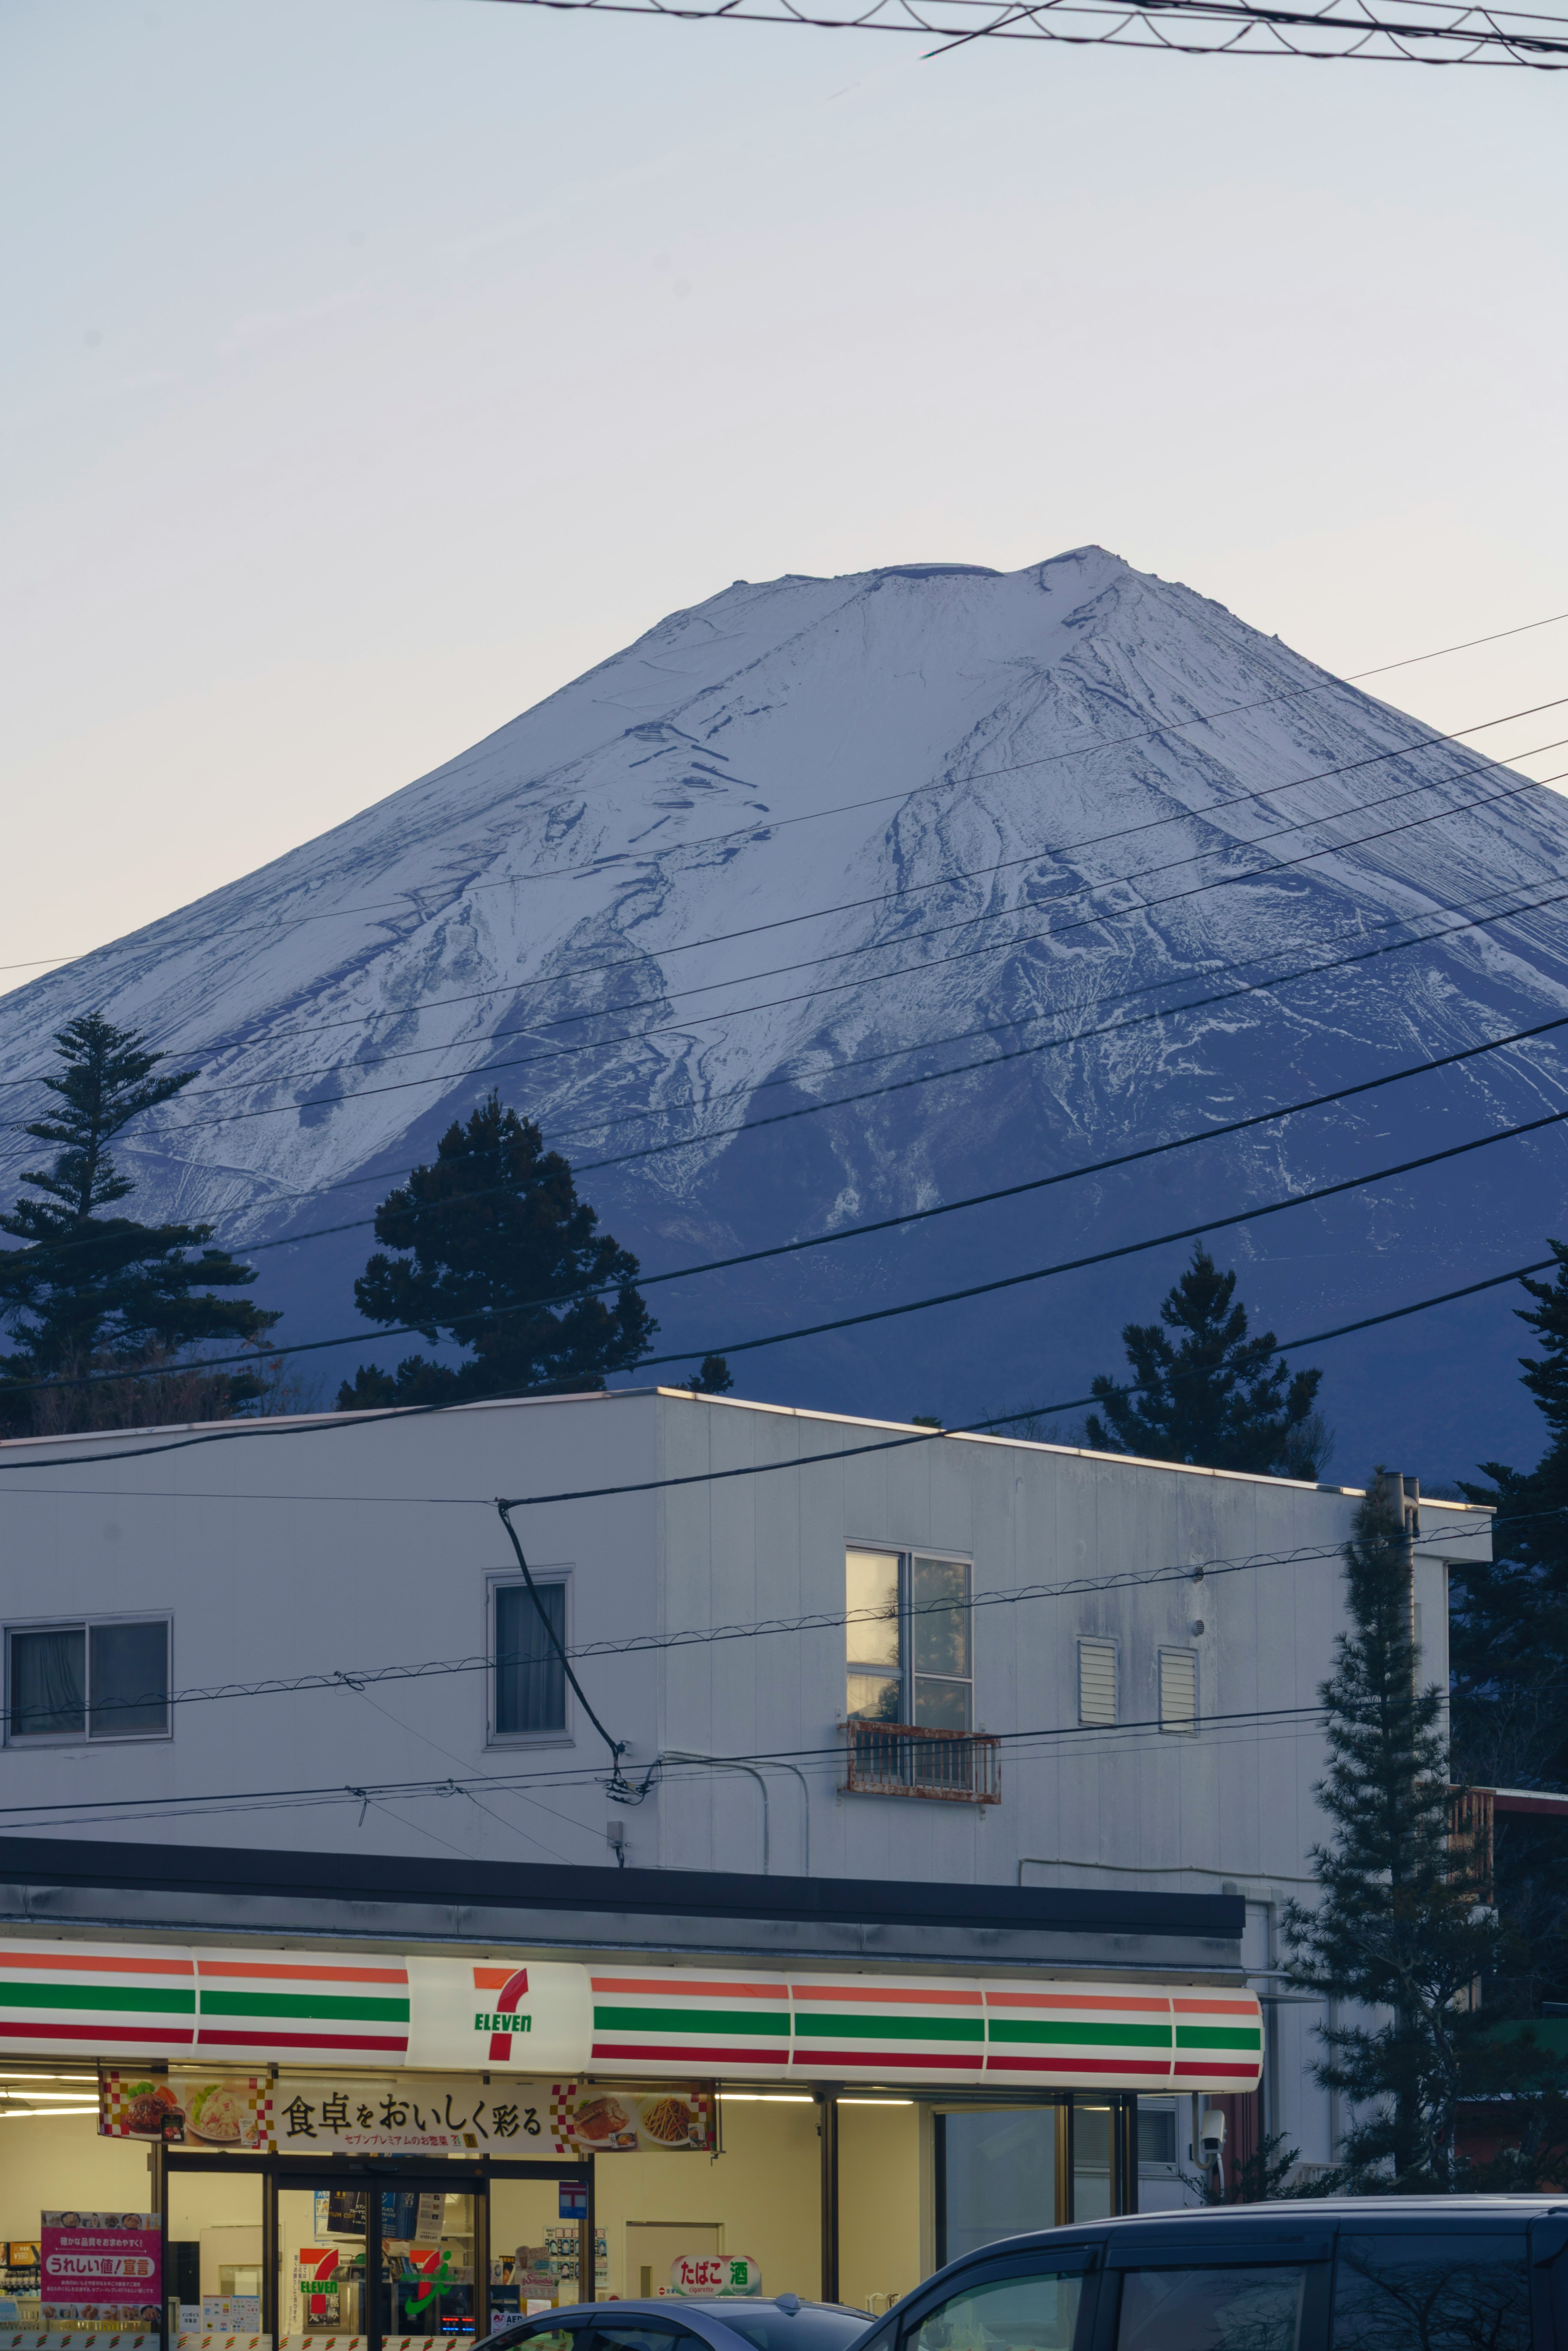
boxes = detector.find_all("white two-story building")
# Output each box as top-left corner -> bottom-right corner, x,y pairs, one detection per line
0,1386 -> 1490,2338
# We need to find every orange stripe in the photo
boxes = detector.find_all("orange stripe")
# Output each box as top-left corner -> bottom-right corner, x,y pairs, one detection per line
199,1961 -> 407,1984
589,1976 -> 790,2000
790,1983 -> 982,2006
0,1950 -> 193,1976
986,1992 -> 1169,2013
1172,1999 -> 1259,2016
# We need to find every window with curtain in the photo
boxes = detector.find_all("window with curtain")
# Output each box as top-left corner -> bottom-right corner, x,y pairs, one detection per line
494,1581 -> 568,1736
845,1549 -> 972,1729
7,1619 -> 169,1741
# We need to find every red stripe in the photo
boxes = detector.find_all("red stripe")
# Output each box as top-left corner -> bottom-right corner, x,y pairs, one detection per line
789,2050 -> 980,2072
590,2043 -> 789,2066
987,2056 -> 1172,2077
1174,2061 -> 1261,2079
197,2029 -> 408,2051
0,2022 -> 194,2043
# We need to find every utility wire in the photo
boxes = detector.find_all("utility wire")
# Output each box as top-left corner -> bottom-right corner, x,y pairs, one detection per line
138,747 -> 1568,1133
7,598 -> 1564,983
23,861 -> 1568,1278
53,708 -> 1565,1113
13,998 -> 1568,1398
0,1245 -> 1555,1477
49,686 -> 1560,1080
474,0 -> 1568,69
24,1509 -> 1517,1739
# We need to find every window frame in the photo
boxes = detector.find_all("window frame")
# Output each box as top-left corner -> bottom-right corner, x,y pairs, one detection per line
4,1612 -> 172,1747
487,1567 -> 574,1749
845,1544 -> 974,1732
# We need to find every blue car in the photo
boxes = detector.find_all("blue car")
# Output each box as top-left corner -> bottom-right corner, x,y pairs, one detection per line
847,2196 -> 1568,2351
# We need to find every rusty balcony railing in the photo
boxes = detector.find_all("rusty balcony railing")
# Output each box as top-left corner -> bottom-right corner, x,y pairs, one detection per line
841,1719 -> 1001,1804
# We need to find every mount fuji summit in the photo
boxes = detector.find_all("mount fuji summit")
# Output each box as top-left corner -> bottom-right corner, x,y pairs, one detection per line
6,545 -> 1568,1478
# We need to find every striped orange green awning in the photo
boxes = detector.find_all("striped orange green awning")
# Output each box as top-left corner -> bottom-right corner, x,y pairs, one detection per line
0,1944 -> 196,2059
589,1973 -> 791,2069
195,1954 -> 410,2059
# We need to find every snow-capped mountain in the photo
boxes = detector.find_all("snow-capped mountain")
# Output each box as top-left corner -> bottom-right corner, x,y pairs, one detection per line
6,544 -> 1568,1479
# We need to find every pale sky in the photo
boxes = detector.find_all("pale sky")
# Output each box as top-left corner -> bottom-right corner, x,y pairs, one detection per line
4,0 -> 1567,988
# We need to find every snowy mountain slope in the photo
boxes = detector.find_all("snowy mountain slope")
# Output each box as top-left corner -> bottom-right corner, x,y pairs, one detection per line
6,544 -> 1568,1477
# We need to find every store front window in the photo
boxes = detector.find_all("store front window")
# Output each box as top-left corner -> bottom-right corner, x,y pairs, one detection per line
935,2097 -> 1136,2256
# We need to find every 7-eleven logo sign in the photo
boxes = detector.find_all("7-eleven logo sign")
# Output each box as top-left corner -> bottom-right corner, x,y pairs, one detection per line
473,1965 -> 531,2061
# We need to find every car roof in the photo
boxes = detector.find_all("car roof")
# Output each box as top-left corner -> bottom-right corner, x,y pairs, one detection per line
928,2197 -> 1568,2264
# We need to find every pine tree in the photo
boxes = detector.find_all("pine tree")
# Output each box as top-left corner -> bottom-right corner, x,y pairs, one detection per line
1085,1243 -> 1331,1476
336,1092 -> 654,1410
682,1355 -> 733,1396
0,1014 -> 280,1434
1283,1474 -> 1506,2189
1452,1242 -> 1568,2005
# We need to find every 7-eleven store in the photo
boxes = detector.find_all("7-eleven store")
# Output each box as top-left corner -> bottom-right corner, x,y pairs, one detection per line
0,1842 -> 1260,2350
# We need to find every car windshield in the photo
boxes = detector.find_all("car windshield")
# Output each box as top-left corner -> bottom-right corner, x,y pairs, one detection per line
706,2307 -> 870,2351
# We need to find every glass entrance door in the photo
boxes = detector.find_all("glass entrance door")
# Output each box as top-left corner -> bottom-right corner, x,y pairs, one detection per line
278,2175 -> 480,2349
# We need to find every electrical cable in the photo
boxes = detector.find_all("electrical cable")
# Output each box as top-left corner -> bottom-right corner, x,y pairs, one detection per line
131,756 -> 1564,1140
49,709 -> 1565,1113
43,685 -> 1556,1078
23,860 -> 1568,1280
0,1244 -> 1557,1478
18,1511 -> 1512,1740
495,1499 -> 632,1791
13,996 -> 1568,1399
7,597 -> 1565,984
473,0 -> 1568,69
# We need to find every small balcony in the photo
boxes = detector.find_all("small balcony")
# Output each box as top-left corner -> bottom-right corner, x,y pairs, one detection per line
840,1718 -> 1001,1805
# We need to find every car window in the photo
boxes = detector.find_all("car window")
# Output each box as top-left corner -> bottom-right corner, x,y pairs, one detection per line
486,2326 -> 592,2351
717,2312 -> 872,2351
1332,2233 -> 1532,2351
589,2324 -> 704,2351
907,2269 -> 1087,2351
1116,2264 -> 1305,2351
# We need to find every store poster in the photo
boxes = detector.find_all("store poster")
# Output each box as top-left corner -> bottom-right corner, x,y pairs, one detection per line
99,2074 -> 270,2149
40,2212 -> 160,2322
99,2072 -> 710,2155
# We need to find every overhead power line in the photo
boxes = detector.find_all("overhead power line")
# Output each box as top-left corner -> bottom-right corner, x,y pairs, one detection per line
23,894 -> 1568,1285
477,0 -> 1568,68
9,1510 -> 1511,1741
13,692 -> 1552,1111
106,708 -> 1567,1106
40,685 -> 1550,1082
5,598 -> 1566,986
0,1245 -> 1557,1478
85,750 -> 1568,1143
13,997 -> 1568,1397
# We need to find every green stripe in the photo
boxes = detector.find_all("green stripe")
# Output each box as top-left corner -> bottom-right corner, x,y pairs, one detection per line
0,1981 -> 194,2015
592,2005 -> 789,2037
794,2011 -> 984,2043
989,2020 -> 1172,2048
1175,2025 -> 1262,2050
200,1991 -> 410,2023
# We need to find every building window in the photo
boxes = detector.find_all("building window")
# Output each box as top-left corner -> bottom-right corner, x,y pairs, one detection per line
7,1619 -> 169,1742
846,1548 -> 972,1731
493,1582 -> 567,1737
1078,1639 -> 1117,1726
1158,1647 -> 1198,1734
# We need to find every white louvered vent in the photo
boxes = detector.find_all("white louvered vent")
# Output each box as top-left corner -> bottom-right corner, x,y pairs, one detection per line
1159,1646 -> 1198,1733
1078,1638 -> 1118,1726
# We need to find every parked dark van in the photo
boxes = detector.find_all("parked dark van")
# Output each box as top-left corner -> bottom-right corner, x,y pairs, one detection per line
849,2198 -> 1568,2351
